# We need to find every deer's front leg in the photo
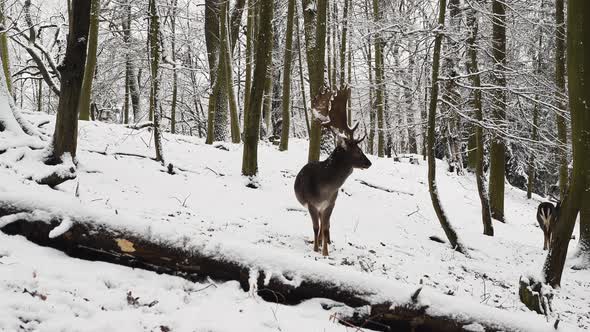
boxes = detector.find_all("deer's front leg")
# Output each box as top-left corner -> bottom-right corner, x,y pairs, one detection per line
308,206 -> 320,252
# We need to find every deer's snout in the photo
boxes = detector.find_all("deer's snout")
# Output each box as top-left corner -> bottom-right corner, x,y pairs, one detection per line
359,157 -> 372,169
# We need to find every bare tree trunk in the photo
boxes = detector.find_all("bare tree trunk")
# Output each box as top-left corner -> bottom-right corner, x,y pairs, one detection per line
427,0 -> 467,254
170,0 -> 178,134
339,0 -> 348,88
555,0 -> 568,201
528,23 -> 544,199
279,0 -> 296,151
466,4 -> 493,236
149,0 -> 165,164
123,2 -> 141,122
543,0 -> 590,286
373,0 -> 384,157
303,0 -> 328,162
295,9 -> 310,137
219,0 -> 240,143
78,0 -> 100,121
241,0 -> 273,176
0,1 -> 12,96
488,0 -> 507,222
48,0 -> 91,163
242,0 -> 254,132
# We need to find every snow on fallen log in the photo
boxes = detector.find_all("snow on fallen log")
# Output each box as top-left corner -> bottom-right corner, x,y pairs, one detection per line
0,190 -> 573,332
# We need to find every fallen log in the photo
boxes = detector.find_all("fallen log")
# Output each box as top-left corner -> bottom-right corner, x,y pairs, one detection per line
0,197 -> 567,332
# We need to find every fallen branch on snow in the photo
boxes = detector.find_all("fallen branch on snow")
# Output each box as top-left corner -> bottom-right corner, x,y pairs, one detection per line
125,122 -> 154,130
355,179 -> 414,196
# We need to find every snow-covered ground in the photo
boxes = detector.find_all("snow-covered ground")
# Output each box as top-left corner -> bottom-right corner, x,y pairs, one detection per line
1,112 -> 588,331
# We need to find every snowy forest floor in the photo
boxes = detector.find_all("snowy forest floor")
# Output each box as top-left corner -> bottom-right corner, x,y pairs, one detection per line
1,112 -> 589,331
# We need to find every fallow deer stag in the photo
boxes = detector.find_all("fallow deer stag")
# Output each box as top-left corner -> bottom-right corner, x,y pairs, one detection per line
294,86 -> 371,256
537,201 -> 560,250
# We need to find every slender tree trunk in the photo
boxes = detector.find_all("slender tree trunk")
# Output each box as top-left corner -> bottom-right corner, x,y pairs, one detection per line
123,2 -> 141,122
241,0 -> 273,176
205,0 -> 246,144
243,0 -> 254,132
427,0 -> 466,254
555,0 -> 568,200
48,0 -> 91,163
0,1 -> 12,96
528,27 -> 543,199
466,4 -> 493,236
303,0 -> 328,162
339,0 -> 348,88
124,71 -> 130,124
279,0 -> 296,151
78,0 -> 100,121
441,0 -> 463,174
262,60 -> 273,136
366,46 -> 375,153
543,0 -> 590,286
488,0 -> 507,222
149,0 -> 164,163
527,103 -> 539,199
220,0 -> 240,143
373,0 -> 384,157
37,81 -> 43,113
295,9 -> 310,137
170,0 -> 178,134
346,7 -> 352,125
205,0 -> 225,144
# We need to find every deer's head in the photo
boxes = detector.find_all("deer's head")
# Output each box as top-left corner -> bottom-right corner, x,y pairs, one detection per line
333,133 -> 372,169
312,85 -> 371,170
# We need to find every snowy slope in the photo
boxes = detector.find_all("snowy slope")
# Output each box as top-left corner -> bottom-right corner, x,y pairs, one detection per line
1,112 -> 588,331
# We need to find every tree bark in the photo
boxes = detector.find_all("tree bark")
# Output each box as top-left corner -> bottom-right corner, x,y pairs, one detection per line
466,4 -> 493,236
205,0 -> 246,144
241,0 -> 273,176
427,0 -> 467,254
48,0 -> 91,162
242,0 -> 254,133
0,1 -> 12,96
303,0 -> 328,162
295,9 -> 310,137
219,0 -> 240,143
373,0 -> 385,158
78,0 -> 100,121
279,0 -> 296,151
528,26 -> 543,199
122,2 -> 141,123
555,0 -> 568,201
543,0 -> 590,286
488,0 -> 507,222
339,0 -> 349,88
149,0 -> 165,164
170,0 -> 178,134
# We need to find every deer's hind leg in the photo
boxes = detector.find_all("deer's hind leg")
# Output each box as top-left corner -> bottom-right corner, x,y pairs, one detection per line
319,198 -> 336,256
308,206 -> 320,252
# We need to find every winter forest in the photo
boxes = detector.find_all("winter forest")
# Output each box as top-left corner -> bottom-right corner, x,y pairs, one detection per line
0,0 -> 589,330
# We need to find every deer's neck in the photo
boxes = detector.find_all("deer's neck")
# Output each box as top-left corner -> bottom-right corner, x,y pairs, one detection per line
321,148 -> 354,189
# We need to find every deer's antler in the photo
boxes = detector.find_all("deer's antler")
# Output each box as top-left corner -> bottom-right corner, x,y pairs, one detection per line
324,86 -> 358,139
312,85 -> 362,141
311,85 -> 333,124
